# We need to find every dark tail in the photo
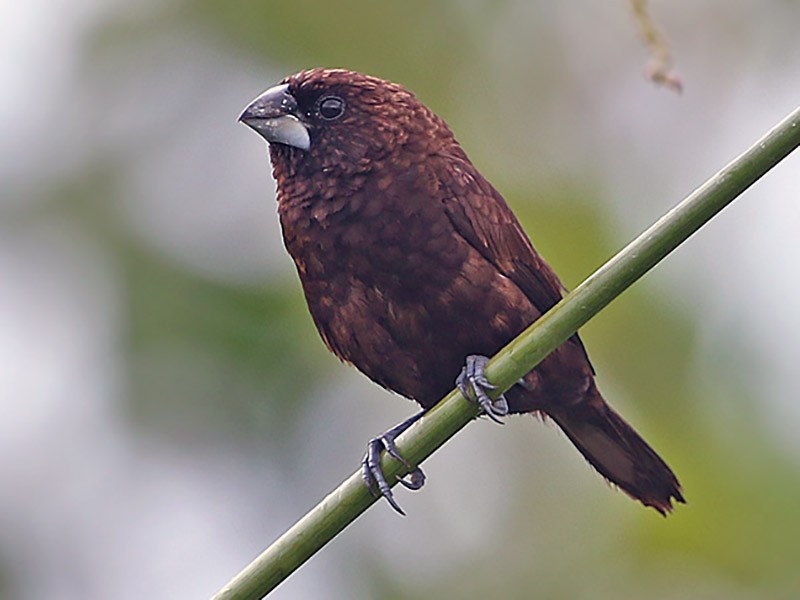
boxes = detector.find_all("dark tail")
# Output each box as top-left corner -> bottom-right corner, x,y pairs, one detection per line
547,387 -> 684,515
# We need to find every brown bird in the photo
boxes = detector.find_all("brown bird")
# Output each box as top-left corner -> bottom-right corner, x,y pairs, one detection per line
239,68 -> 684,515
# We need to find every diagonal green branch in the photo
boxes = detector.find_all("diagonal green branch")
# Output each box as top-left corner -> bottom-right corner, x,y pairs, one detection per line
212,104 -> 800,600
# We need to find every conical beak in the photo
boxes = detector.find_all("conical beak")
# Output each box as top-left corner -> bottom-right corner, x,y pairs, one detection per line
238,83 -> 311,151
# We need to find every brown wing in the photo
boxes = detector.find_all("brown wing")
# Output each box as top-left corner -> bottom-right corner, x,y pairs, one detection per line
435,149 -> 593,369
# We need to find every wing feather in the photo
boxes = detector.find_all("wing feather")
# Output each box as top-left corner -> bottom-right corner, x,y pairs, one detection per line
435,150 -> 593,369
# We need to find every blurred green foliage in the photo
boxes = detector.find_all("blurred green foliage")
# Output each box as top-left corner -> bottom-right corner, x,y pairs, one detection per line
121,1 -> 800,597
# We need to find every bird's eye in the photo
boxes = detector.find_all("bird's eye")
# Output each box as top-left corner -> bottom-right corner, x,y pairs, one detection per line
317,96 -> 345,120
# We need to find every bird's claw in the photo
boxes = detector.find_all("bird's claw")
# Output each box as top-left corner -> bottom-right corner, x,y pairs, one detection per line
360,412 -> 426,515
456,354 -> 509,424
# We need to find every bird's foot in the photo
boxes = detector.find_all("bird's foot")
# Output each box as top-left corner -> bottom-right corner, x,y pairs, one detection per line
456,354 -> 509,424
361,411 -> 426,515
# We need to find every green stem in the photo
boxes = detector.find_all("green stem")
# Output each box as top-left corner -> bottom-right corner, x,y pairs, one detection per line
212,104 -> 800,600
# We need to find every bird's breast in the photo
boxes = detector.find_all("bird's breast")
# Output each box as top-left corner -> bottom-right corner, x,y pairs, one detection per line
279,182 -> 467,296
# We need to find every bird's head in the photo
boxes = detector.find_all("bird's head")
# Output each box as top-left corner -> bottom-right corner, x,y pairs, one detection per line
239,68 -> 454,178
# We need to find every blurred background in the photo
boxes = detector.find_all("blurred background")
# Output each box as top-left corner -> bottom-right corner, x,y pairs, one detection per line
1,1 -> 799,598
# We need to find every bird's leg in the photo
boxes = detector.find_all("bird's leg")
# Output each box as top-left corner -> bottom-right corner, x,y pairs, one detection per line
361,410 -> 426,515
456,354 -> 509,424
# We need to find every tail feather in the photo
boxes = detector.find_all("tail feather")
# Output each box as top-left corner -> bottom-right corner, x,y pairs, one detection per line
547,389 -> 684,515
